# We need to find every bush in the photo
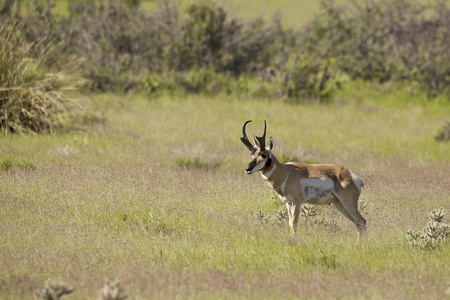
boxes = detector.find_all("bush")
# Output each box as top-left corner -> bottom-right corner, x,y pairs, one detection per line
6,0 -> 450,101
0,21 -> 79,134
64,1 -> 154,92
24,0 -> 290,94
0,156 -> 14,171
406,208 -> 450,250
435,122 -> 450,142
36,279 -> 74,300
304,0 -> 450,97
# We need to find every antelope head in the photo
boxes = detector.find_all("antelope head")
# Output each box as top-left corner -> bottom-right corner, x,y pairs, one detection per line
241,120 -> 275,174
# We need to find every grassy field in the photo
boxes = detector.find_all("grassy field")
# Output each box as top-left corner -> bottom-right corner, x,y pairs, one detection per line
0,92 -> 449,299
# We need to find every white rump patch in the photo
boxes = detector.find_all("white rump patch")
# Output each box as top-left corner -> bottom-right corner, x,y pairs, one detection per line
349,170 -> 364,194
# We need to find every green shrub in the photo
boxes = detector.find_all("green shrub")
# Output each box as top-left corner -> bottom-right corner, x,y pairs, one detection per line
6,0 -> 450,100
36,279 -> 74,300
16,157 -> 36,170
141,73 -> 178,97
435,122 -> 450,142
0,156 -> 36,171
64,1 -> 152,93
406,208 -> 450,250
0,156 -> 14,171
174,155 -> 222,170
305,0 -> 450,97
181,68 -> 223,94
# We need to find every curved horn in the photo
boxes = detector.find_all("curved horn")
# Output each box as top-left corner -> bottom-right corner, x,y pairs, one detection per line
240,120 -> 255,151
255,120 -> 267,150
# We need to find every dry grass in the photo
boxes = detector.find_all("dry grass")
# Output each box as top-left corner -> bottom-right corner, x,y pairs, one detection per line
0,21 -> 80,134
0,94 -> 449,299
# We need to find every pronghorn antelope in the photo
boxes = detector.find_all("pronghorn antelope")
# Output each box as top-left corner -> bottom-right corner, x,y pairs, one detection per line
241,120 -> 366,235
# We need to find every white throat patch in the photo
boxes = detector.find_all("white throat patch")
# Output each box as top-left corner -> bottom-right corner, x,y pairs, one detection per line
261,164 -> 276,180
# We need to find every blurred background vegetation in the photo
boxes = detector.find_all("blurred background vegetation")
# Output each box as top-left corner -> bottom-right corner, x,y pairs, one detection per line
1,0 -> 449,133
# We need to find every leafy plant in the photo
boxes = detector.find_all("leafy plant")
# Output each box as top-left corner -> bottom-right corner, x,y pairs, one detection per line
174,155 -> 221,170
36,279 -> 74,300
301,204 -> 317,217
98,278 -> 126,300
0,156 -> 13,171
16,157 -> 36,170
435,122 -> 450,142
406,208 -> 450,250
0,156 -> 36,171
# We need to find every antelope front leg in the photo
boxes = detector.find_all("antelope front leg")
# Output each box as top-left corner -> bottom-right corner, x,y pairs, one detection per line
286,201 -> 301,235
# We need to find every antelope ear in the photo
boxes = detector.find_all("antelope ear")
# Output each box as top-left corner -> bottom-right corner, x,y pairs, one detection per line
268,137 -> 275,151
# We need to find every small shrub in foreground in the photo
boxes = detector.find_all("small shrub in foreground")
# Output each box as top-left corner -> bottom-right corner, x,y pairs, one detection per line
36,279 -> 74,300
0,156 -> 14,171
98,278 -> 126,300
435,122 -> 450,142
0,156 -> 36,171
174,155 -> 222,170
16,157 -> 36,170
406,208 -> 450,250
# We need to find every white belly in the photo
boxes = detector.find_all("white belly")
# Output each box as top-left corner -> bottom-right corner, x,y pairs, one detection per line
300,178 -> 336,205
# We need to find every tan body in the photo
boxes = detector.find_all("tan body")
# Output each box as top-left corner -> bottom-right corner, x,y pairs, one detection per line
260,155 -> 366,234
241,120 -> 366,235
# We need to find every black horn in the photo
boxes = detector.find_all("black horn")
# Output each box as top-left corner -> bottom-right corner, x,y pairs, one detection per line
241,120 -> 255,151
255,120 -> 267,150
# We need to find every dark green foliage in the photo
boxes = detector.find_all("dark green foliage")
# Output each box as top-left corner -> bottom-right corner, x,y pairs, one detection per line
435,122 -> 450,142
0,156 -> 14,171
305,0 -> 450,97
0,156 -> 36,171
174,155 -> 222,170
2,0 -> 449,123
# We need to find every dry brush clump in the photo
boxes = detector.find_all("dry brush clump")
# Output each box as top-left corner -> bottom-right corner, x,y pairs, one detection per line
98,278 -> 127,300
35,279 -> 74,300
0,21 -> 80,134
35,278 -> 126,300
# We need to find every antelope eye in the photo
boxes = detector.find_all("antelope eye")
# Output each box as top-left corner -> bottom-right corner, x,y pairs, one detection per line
261,153 -> 267,158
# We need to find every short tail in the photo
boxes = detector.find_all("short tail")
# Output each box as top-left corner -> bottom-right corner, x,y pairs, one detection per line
349,170 -> 364,193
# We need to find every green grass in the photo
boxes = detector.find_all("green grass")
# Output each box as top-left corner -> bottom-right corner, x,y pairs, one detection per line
0,92 -> 449,299
0,156 -> 36,171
